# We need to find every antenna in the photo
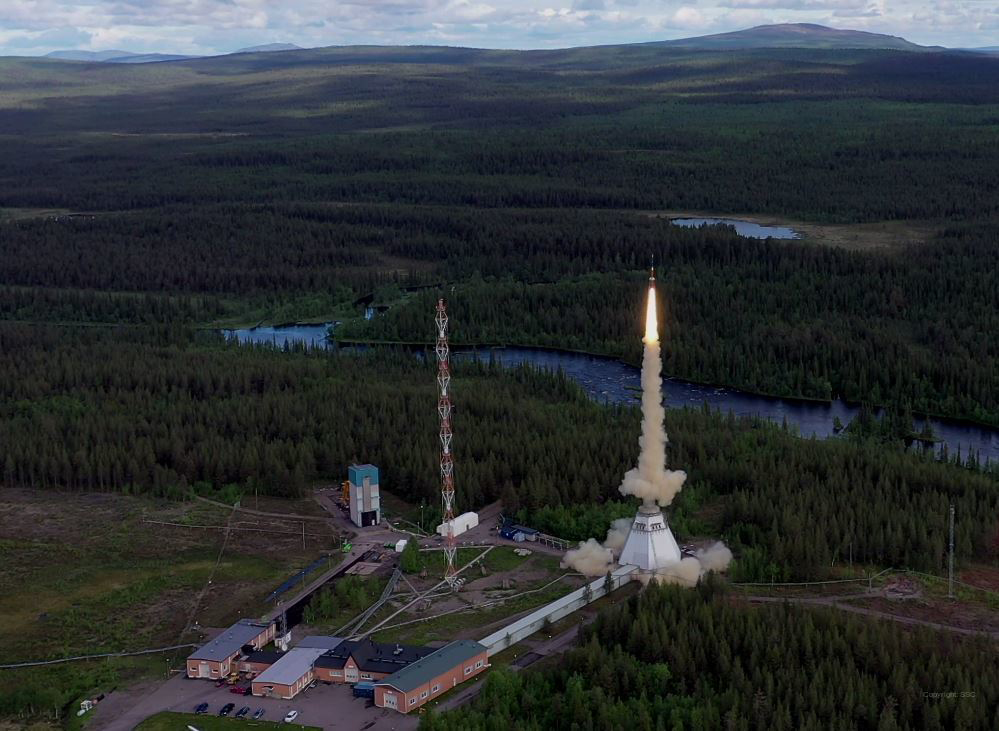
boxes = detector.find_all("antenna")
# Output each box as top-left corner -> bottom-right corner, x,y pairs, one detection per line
948,504 -> 955,600
435,299 -> 459,590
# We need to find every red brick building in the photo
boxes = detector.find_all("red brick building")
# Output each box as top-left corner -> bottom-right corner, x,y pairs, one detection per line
250,647 -> 326,700
186,620 -> 275,680
374,640 -> 488,714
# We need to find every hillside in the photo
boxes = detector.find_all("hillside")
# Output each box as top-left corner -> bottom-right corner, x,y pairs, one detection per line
659,23 -> 928,50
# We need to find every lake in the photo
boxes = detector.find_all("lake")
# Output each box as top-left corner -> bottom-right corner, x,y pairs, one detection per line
224,324 -> 997,464
671,217 -> 801,240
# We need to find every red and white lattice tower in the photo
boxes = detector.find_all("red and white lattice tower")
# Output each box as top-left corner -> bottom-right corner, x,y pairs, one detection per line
435,299 -> 459,589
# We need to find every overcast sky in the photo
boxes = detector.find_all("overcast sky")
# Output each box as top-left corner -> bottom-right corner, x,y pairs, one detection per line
0,0 -> 995,56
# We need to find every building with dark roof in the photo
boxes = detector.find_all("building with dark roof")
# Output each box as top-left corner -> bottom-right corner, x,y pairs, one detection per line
186,619 -> 275,680
374,640 -> 489,713
313,639 -> 435,684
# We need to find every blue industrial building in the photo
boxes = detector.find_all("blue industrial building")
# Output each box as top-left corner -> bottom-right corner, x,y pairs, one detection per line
348,464 -> 380,527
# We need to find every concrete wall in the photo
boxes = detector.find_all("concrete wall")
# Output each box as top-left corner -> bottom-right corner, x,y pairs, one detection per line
478,565 -> 637,656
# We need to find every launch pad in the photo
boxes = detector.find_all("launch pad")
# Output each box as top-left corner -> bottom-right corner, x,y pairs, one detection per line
617,506 -> 683,571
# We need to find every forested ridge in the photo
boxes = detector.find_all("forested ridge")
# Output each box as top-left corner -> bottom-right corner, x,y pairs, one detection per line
423,584 -> 999,731
1,324 -> 995,579
2,48 -> 999,424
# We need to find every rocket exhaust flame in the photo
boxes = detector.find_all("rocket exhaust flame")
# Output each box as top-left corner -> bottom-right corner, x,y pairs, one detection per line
644,276 -> 658,345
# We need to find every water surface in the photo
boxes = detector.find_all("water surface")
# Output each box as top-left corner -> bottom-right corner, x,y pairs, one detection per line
671,218 -> 801,240
224,325 -> 997,464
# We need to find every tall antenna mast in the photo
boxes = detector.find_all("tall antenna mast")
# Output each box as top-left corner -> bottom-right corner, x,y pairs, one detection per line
948,504 -> 955,600
436,299 -> 459,589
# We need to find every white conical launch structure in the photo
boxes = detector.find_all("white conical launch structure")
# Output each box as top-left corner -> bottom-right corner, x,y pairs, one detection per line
618,267 -> 685,572
618,506 -> 683,569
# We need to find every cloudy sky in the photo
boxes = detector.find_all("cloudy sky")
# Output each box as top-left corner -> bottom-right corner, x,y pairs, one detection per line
0,0 -> 995,56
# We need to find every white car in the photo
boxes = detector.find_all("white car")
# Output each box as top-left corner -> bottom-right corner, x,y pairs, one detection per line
283,710 -> 300,723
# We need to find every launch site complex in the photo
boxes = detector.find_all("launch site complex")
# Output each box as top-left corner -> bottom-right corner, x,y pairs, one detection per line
100,271 -> 723,728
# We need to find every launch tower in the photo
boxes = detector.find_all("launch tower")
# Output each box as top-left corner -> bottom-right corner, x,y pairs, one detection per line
617,506 -> 682,570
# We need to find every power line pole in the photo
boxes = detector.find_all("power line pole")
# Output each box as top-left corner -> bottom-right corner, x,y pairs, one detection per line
948,504 -> 955,600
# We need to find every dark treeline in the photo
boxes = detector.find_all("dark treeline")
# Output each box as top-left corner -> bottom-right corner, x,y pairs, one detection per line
1,324 -> 995,578
423,584 -> 999,731
2,102 -> 998,221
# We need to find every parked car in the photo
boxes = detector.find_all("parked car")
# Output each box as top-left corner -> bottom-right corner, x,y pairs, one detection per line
194,702 -> 209,714
215,679 -> 226,687
252,708 -> 265,720
235,706 -> 251,718
242,686 -> 253,695
283,710 -> 299,723
229,686 -> 243,694
219,703 -> 235,716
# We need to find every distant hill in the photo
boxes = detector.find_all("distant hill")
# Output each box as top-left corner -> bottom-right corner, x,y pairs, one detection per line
106,53 -> 199,63
45,50 -> 139,62
236,43 -> 303,53
45,49 -> 199,63
659,23 -> 929,51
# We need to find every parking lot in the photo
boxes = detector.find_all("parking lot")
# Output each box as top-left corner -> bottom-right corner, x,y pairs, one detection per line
89,675 -> 420,731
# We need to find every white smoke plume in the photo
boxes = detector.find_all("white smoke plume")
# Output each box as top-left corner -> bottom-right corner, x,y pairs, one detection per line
651,557 -> 703,587
694,541 -> 733,572
603,517 -> 633,555
561,538 -> 615,577
618,337 -> 687,509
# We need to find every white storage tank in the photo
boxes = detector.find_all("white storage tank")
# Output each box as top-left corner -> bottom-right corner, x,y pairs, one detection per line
436,511 -> 479,538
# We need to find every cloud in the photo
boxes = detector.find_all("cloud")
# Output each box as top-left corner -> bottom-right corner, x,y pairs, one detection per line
3,26 -> 91,48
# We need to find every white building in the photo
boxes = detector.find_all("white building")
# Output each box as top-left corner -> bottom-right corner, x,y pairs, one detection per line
436,511 -> 478,538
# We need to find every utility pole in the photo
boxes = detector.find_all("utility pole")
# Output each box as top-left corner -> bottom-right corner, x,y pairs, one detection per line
948,504 -> 955,600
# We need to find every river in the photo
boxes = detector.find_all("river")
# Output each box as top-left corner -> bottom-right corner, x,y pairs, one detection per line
224,324 -> 998,464
670,218 -> 801,240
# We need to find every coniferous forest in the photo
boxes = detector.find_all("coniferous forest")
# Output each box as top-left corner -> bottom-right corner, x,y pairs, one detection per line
422,584 -> 999,731
1,324 -> 995,580
1,40 -> 999,727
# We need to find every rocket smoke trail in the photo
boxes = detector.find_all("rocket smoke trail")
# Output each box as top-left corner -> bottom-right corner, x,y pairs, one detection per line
618,268 -> 687,509
562,269 -> 732,581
